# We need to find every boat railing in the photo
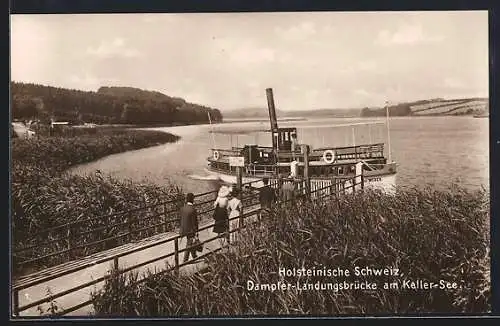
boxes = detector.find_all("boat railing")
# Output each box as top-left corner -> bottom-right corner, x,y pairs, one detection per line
245,164 -> 278,176
210,147 -> 275,158
313,143 -> 384,153
212,143 -> 386,162
210,148 -> 241,157
312,143 -> 385,160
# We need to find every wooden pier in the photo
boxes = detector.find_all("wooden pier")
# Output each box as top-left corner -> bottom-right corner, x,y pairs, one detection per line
12,166 -> 365,318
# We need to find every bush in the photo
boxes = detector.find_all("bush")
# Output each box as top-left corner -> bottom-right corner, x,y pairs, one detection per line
92,185 -> 490,315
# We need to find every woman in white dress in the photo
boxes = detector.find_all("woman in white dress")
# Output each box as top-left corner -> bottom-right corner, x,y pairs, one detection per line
227,188 -> 243,243
213,185 -> 230,245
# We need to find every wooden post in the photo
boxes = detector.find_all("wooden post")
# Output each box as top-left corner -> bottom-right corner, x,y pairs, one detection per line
278,176 -> 283,202
356,162 -> 363,192
237,166 -> 243,191
67,225 -> 73,259
163,203 -> 168,233
174,238 -> 179,274
302,144 -> 311,198
12,289 -> 19,317
127,212 -> 134,242
239,178 -> 245,229
112,256 -> 119,281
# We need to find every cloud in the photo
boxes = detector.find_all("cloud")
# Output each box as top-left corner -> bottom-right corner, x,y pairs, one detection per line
376,23 -> 444,46
275,21 -> 317,41
86,37 -> 142,59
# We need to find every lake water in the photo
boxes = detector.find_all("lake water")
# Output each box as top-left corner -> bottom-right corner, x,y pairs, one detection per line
68,117 -> 489,195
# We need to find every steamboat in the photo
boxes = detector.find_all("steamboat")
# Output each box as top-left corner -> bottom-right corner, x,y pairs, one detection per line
205,88 -> 397,193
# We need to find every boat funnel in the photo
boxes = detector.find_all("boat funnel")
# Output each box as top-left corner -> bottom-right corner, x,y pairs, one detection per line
266,88 -> 279,132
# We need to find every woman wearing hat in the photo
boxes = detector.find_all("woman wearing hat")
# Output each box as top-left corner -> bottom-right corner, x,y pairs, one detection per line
212,185 -> 230,242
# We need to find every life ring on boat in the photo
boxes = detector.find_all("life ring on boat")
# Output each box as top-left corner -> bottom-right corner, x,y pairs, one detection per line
213,150 -> 220,161
323,150 -> 336,164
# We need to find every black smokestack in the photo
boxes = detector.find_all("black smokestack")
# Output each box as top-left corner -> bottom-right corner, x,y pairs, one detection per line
266,88 -> 279,132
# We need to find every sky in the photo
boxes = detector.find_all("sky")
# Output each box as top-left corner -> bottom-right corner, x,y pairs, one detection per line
10,11 -> 488,111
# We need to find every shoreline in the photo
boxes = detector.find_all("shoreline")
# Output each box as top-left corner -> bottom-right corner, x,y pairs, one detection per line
65,124 -> 205,175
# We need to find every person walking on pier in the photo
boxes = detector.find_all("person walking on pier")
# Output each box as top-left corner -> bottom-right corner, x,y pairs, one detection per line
213,185 -> 230,244
259,177 -> 276,221
180,193 -> 199,263
281,176 -> 297,205
227,188 -> 243,243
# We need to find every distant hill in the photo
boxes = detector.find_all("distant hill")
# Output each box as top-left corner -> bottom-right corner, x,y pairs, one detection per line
225,97 -> 488,120
222,107 -> 286,119
223,107 -> 360,119
291,108 -> 361,118
11,82 -> 223,125
361,97 -> 489,117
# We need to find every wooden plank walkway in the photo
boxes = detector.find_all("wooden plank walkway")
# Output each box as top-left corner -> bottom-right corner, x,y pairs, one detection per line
14,204 -> 262,317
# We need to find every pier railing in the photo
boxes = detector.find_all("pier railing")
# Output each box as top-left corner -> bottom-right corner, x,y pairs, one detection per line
11,174 -> 364,317
12,178 -> 273,275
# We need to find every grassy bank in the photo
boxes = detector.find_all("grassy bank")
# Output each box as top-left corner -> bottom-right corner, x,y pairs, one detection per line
12,128 -> 184,275
92,185 -> 490,315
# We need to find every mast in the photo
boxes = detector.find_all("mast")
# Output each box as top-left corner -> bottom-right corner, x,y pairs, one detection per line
385,100 -> 392,162
207,111 -> 217,149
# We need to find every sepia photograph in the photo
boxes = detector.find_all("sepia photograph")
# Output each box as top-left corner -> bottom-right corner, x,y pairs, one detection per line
10,11 -> 490,317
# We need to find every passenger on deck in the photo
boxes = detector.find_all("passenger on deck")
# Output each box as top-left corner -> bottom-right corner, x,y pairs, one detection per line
291,132 -> 298,160
179,193 -> 199,263
213,185 -> 230,242
227,188 -> 243,243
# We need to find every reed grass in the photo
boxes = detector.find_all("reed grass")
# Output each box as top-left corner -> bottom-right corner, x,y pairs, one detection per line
92,185 -> 490,315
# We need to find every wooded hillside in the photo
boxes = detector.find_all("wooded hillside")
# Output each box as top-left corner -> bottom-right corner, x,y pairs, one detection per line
360,97 -> 488,117
11,82 -> 223,125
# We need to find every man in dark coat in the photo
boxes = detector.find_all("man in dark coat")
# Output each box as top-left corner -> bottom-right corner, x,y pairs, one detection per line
179,193 -> 199,262
259,178 -> 276,222
259,177 -> 276,219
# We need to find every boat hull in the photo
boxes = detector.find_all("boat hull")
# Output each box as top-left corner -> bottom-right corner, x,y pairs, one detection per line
352,172 -> 396,195
204,168 -> 397,195
204,169 -> 263,187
